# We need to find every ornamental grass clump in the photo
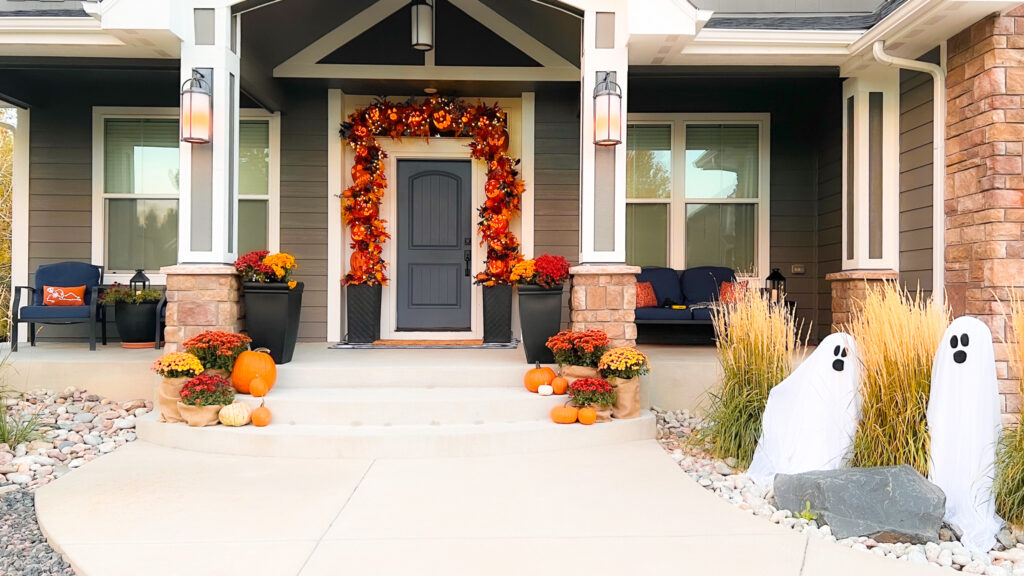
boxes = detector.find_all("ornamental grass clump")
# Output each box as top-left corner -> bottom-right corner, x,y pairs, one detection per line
847,282 -> 947,475
696,286 -> 801,468
996,291 -> 1024,527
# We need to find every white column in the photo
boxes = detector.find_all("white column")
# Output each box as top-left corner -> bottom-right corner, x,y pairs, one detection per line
177,1 -> 241,265
11,107 -> 29,342
841,65 -> 900,272
578,1 -> 628,264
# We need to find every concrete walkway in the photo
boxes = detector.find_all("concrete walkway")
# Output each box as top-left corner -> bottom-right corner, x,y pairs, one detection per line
34,440 -> 939,576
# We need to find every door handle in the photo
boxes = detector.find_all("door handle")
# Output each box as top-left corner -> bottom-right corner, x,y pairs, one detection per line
464,250 -> 472,277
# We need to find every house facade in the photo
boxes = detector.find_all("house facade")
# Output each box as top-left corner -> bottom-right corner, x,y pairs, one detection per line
2,0 -> 1024,388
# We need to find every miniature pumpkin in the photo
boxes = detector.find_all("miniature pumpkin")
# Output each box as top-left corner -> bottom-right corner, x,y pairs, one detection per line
550,376 -> 568,395
218,402 -> 252,427
537,384 -> 553,396
231,348 -> 277,394
524,362 -> 556,393
551,404 -> 578,424
577,407 -> 597,425
251,402 -> 272,427
249,377 -> 270,398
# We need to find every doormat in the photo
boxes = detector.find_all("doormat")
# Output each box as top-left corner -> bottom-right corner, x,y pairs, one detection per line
330,339 -> 519,350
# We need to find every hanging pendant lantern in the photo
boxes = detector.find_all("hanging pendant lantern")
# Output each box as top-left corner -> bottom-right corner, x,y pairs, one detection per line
180,69 -> 211,144
593,71 -> 622,146
411,0 -> 433,51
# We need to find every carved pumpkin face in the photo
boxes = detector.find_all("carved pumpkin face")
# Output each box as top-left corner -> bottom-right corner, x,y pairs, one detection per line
432,109 -> 452,131
408,111 -> 425,127
350,250 -> 373,271
351,226 -> 367,242
485,179 -> 502,198
365,107 -> 382,126
487,259 -> 507,275
487,129 -> 509,153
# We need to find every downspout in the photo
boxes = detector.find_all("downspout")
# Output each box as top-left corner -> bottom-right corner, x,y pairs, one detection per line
871,40 -> 946,307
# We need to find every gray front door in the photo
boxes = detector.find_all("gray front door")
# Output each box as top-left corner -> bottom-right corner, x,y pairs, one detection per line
396,160 -> 473,332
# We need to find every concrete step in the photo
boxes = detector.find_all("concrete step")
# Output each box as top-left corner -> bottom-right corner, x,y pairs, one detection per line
136,411 -> 656,459
230,387 -> 572,426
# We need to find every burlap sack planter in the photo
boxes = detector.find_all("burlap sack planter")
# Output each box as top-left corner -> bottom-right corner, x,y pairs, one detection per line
176,403 -> 224,427
156,377 -> 189,423
561,365 -> 600,386
204,368 -> 231,380
609,376 -> 641,419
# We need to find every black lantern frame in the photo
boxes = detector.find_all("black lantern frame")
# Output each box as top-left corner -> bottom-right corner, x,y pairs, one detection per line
130,269 -> 150,294
765,268 -> 786,304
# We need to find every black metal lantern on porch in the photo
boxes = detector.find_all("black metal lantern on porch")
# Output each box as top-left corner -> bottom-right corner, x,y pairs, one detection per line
594,71 -> 622,146
130,269 -> 150,294
411,0 -> 433,51
180,69 -> 211,144
766,268 -> 786,304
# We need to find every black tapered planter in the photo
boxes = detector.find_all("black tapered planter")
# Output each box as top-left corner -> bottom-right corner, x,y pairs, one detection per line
517,284 -> 563,363
113,301 -> 158,347
346,283 -> 382,344
482,285 -> 513,344
242,282 -> 303,364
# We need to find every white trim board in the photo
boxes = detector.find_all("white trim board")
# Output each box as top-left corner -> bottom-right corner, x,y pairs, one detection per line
11,108 -> 29,343
273,0 -> 578,81
90,106 -> 281,285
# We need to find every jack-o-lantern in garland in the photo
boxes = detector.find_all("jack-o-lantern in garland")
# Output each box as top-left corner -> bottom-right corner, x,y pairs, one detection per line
341,97 -> 524,287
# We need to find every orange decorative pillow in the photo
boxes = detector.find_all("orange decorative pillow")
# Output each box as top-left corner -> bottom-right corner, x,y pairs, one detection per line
636,282 -> 658,308
43,285 -> 86,306
719,281 -> 748,304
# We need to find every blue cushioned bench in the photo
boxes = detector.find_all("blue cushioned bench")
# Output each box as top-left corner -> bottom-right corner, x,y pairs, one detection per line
634,266 -> 736,344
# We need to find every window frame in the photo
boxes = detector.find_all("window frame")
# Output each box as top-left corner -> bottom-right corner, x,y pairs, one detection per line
626,113 -> 770,280
91,106 -> 280,284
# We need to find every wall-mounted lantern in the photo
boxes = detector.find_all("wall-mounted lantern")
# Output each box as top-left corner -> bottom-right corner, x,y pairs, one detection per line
180,69 -> 211,144
594,71 -> 622,146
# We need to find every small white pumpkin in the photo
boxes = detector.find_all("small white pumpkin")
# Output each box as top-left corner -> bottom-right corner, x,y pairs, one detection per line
537,384 -> 554,396
218,402 -> 252,427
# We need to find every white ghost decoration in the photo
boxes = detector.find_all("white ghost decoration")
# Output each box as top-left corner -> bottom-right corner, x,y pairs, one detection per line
748,333 -> 861,488
927,316 -> 1003,554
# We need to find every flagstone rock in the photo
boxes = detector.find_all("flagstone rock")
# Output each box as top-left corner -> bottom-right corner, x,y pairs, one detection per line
773,465 -> 946,544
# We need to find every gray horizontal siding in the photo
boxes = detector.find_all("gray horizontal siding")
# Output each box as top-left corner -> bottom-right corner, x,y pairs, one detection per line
898,48 -> 939,296
533,87 -> 580,328
278,86 -> 329,341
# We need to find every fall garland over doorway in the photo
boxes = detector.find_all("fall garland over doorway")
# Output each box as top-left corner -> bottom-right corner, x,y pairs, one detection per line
339,96 -> 525,286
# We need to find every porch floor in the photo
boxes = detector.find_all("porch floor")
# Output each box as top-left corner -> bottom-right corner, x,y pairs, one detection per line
34,439 -> 931,576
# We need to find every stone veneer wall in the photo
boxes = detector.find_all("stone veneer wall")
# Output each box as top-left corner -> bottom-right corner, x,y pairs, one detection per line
825,270 -> 899,328
161,265 -> 244,353
946,9 -> 1024,415
568,265 -> 640,348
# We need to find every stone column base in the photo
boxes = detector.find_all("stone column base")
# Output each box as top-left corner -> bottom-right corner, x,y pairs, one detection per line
161,265 -> 243,352
569,264 -> 640,348
826,269 -> 898,330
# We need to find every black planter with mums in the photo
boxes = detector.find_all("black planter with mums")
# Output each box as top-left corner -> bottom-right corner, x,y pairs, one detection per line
113,302 -> 158,346
517,284 -> 563,363
482,285 -> 513,344
243,282 -> 303,364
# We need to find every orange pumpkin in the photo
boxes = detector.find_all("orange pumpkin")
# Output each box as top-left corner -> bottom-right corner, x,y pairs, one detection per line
231,348 -> 277,395
252,402 -> 272,427
577,407 -> 597,425
249,377 -> 270,398
524,362 -> 555,393
550,376 -> 568,395
551,404 -> 578,424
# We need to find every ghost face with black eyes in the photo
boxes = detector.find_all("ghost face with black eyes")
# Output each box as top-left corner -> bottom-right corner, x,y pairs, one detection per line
927,316 -> 1003,554
831,344 -> 849,372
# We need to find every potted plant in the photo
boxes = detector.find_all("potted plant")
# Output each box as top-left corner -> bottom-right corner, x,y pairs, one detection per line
177,373 -> 236,427
182,330 -> 252,379
234,250 -> 303,364
152,352 -> 205,424
474,259 -> 515,345
512,254 -> 570,363
99,283 -> 162,348
545,329 -> 610,384
598,347 -> 650,420
567,377 -> 616,423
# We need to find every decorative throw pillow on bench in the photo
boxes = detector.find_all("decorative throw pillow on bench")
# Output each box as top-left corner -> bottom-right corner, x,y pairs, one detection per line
718,281 -> 748,304
43,285 -> 86,306
636,281 -> 658,308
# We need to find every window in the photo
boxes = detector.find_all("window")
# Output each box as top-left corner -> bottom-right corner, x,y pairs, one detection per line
102,118 -> 180,273
93,108 -> 280,282
625,115 -> 769,277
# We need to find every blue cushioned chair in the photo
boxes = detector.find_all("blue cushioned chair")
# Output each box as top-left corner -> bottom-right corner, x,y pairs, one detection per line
12,262 -> 106,351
